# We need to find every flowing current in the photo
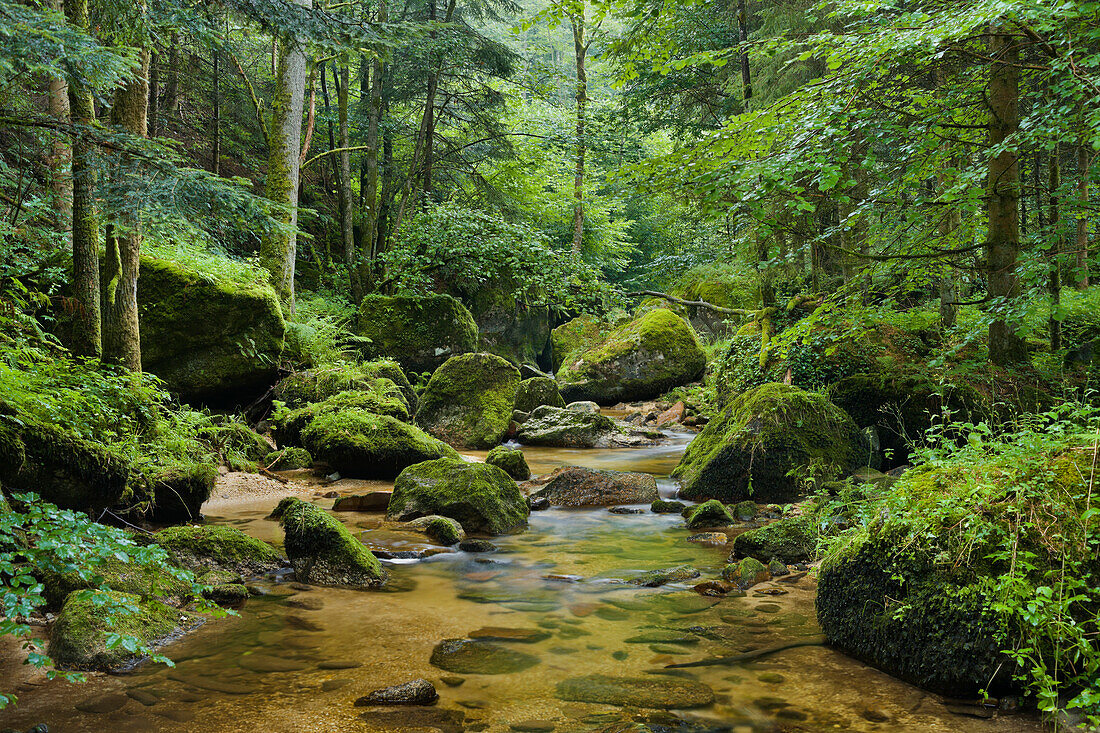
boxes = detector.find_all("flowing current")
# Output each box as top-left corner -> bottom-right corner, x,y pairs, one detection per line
0,431 -> 1042,732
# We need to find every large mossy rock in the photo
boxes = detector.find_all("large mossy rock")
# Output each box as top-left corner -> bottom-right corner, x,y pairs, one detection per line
356,294 -> 478,373
485,446 -> 530,480
42,556 -> 192,609
388,458 -> 529,535
141,462 -> 218,523
514,376 -> 565,413
0,418 -> 128,510
515,406 -> 658,449
550,315 -> 613,374
673,384 -> 867,503
529,466 -> 658,507
270,497 -> 384,588
556,309 -> 706,404
274,388 -> 411,447
155,525 -> 283,576
300,409 -> 458,479
451,277 -> 551,367
274,361 -> 414,412
415,353 -> 521,449
732,514 -> 818,563
138,255 -> 285,402
49,591 -> 197,672
668,263 -> 758,338
816,527 -> 1015,696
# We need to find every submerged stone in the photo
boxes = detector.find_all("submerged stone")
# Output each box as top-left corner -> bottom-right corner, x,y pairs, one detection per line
555,674 -> 714,709
354,679 -> 439,706
468,627 -> 551,643
629,565 -> 700,588
429,638 -> 540,675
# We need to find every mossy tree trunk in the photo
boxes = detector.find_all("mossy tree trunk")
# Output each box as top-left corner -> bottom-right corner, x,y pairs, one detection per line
335,62 -> 359,302
46,0 -> 72,239
360,0 -> 385,295
64,0 -> 100,359
1075,143 -> 1091,290
985,27 -> 1027,366
260,0 -> 312,314
103,49 -> 149,371
570,5 -> 588,254
1049,143 -> 1062,351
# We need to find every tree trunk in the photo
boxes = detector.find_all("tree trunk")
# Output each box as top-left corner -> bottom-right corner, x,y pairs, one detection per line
63,0 -> 100,358
361,43 -> 384,293
1076,143 -> 1090,290
102,49 -> 149,371
161,33 -> 180,135
47,0 -> 72,239
985,27 -> 1027,366
571,7 -> 587,254
736,0 -> 751,103
211,45 -> 220,175
147,49 -> 159,137
333,62 -> 360,301
1049,143 -> 1062,351
422,0 -> 437,202
259,0 -> 312,313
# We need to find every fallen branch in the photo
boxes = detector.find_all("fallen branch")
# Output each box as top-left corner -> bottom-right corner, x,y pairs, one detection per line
664,636 -> 826,669
623,290 -> 754,316
260,468 -> 290,484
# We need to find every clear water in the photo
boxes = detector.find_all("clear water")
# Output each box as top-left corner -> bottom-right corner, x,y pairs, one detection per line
0,432 -> 1042,732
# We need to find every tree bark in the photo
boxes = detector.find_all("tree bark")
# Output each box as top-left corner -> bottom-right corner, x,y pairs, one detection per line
1076,143 -> 1090,289
211,45 -> 221,175
64,0 -> 100,358
571,6 -> 587,254
46,0 -> 72,240
736,0 -> 751,103
259,0 -> 312,313
331,62 -> 360,301
361,42 -> 384,293
147,48 -> 158,137
985,28 -> 1027,366
102,49 -> 149,371
1049,144 -> 1062,351
161,33 -> 180,136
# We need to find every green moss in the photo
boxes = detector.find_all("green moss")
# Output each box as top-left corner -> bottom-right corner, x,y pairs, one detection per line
557,309 -> 707,404
388,458 -> 529,535
274,388 -> 411,446
274,363 -> 412,412
485,446 -> 530,480
673,383 -> 865,503
515,405 -> 622,448
651,499 -> 686,514
155,525 -> 282,575
197,422 -> 269,463
137,254 -> 285,401
139,461 -> 218,524
450,275 -> 552,366
722,557 -> 769,589
203,582 -> 249,605
415,353 -> 521,449
264,447 -> 313,470
4,418 -> 128,510
514,376 -> 566,413
732,514 -> 818,563
357,294 -> 478,373
732,500 -> 757,521
550,315 -> 612,373
43,556 -> 192,609
301,409 -> 459,479
685,499 -> 735,529
425,516 -> 462,545
0,419 -> 25,482
358,358 -> 418,412
48,591 -> 195,671
270,497 -> 384,587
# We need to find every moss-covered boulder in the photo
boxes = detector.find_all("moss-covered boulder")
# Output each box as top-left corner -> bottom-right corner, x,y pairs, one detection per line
515,406 -> 658,449
0,418 -> 128,510
529,466 -> 659,507
357,294 -> 478,373
196,421 -> 270,464
817,528 -> 1015,696
722,557 -> 769,589
732,514 -> 818,564
142,462 -> 218,524
274,389 -> 411,447
450,277 -> 551,367
685,499 -> 735,529
415,353 -> 521,449
388,458 -> 529,535
42,556 -> 193,609
556,309 -> 706,405
485,446 -> 530,480
49,591 -> 197,672
270,497 -> 385,588
673,384 -> 867,503
138,254 -> 285,402
514,376 -> 566,413
668,263 -> 758,338
300,409 -> 458,479
550,315 -> 613,373
264,447 -> 313,470
155,525 -> 283,576
274,362 -> 414,412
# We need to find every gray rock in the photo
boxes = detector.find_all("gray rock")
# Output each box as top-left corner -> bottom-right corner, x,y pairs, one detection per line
566,401 -> 600,414
529,466 -> 659,507
354,679 -> 439,706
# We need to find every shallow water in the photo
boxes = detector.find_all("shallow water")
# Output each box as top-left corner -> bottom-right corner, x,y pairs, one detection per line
0,432 -> 1042,732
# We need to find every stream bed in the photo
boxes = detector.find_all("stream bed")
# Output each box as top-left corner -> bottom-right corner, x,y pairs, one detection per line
0,432 -> 1043,732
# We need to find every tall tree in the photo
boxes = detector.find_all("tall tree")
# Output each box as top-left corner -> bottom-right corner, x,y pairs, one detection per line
259,0 -> 313,312
46,0 -> 72,239
985,27 -> 1026,366
569,3 -> 588,253
63,0 -> 100,358
1076,143 -> 1091,289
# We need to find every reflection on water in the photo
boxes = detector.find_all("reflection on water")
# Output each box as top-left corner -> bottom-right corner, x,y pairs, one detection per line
0,437 -> 1041,732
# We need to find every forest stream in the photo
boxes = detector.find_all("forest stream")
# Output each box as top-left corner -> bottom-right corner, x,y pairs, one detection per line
0,424 -> 1045,733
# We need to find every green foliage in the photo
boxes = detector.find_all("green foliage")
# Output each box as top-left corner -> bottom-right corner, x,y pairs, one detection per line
0,493 -> 223,706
